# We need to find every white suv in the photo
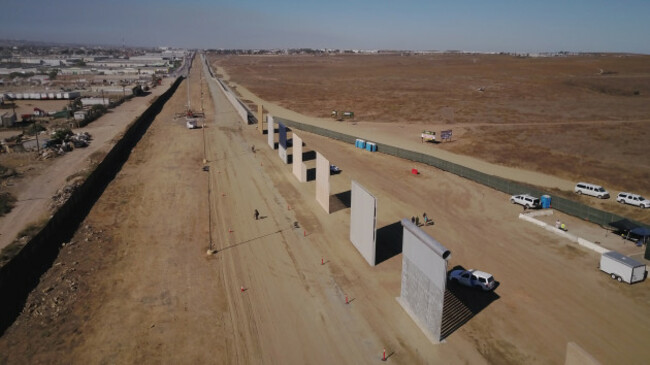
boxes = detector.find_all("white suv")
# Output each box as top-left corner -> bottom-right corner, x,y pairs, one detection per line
510,194 -> 540,208
616,192 -> 650,209
449,269 -> 496,291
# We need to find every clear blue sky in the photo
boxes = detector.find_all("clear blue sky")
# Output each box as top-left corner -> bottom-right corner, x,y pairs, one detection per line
1,0 -> 648,53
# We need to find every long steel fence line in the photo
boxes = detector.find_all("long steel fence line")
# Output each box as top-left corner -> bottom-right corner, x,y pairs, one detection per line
274,117 -> 648,230
200,58 -> 647,230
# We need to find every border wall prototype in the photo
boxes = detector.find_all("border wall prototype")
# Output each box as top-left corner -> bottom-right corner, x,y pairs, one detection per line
292,133 -> 306,182
397,218 -> 451,343
278,122 -> 288,164
267,115 -> 275,149
349,180 -> 377,266
315,152 -> 330,213
273,117 -> 648,231
565,342 -> 601,365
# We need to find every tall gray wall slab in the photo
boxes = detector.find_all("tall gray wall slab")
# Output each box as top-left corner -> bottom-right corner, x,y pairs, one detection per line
292,134 -> 306,182
315,152 -> 330,213
278,122 -> 288,164
397,219 -> 450,344
349,180 -> 377,266
267,115 -> 274,149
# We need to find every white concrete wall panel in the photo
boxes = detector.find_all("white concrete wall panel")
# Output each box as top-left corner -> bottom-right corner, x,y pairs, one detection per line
267,115 -> 274,149
279,146 -> 288,164
349,180 -> 377,266
315,152 -> 330,213
293,134 -> 304,181
215,79 -> 248,123
398,219 -> 450,343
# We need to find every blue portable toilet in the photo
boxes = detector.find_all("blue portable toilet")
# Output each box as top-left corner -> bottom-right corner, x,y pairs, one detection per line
366,142 -> 377,152
541,195 -> 551,209
358,139 -> 366,149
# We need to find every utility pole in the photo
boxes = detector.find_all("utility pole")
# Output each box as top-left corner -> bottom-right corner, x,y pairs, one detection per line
34,122 -> 40,154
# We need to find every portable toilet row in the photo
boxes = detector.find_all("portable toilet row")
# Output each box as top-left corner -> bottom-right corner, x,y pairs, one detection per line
541,195 -> 552,209
355,139 -> 377,152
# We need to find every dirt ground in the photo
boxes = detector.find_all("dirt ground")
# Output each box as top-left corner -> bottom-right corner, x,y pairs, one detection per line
1,55 -> 649,364
0,79 -> 173,252
211,53 -> 650,224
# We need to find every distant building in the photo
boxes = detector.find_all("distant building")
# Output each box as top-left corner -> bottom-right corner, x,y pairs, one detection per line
74,110 -> 88,121
81,97 -> 109,107
1,112 -> 17,127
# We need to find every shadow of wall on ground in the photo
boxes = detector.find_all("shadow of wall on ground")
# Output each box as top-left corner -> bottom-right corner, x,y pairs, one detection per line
302,150 -> 316,162
306,168 -> 316,182
375,221 -> 403,265
329,190 -> 351,213
440,265 -> 500,341
0,77 -> 184,336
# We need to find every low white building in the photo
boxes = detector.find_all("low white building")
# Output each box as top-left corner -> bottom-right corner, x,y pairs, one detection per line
74,110 -> 88,121
1,112 -> 17,127
81,97 -> 109,107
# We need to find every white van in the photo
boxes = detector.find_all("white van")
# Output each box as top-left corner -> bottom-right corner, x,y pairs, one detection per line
574,182 -> 609,199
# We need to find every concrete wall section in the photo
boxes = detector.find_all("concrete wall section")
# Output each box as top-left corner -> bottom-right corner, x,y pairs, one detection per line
397,218 -> 450,343
349,180 -> 377,266
215,79 -> 247,123
565,342 -> 601,365
518,213 -> 609,254
278,122 -> 288,164
267,115 -> 274,149
292,134 -> 306,182
315,152 -> 330,213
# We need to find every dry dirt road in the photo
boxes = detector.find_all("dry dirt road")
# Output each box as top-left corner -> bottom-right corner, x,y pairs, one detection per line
1,56 -> 649,364
0,79 -> 173,251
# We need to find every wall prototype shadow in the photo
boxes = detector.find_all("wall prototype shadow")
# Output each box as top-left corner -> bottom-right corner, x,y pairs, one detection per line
375,221 -> 403,265
440,265 -> 500,340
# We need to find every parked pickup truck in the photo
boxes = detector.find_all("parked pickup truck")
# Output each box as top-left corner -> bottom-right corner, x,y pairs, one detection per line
510,194 -> 540,209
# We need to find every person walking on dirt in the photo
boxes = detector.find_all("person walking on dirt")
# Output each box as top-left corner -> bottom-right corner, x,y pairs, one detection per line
254,209 -> 259,220
251,145 -> 255,154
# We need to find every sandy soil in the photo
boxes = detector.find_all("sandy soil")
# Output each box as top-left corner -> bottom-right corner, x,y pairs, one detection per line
0,79 -> 173,251
210,53 -> 650,224
0,55 -> 647,365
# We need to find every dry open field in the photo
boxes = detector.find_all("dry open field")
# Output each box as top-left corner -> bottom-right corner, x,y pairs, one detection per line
211,53 -> 650,223
0,55 -> 648,364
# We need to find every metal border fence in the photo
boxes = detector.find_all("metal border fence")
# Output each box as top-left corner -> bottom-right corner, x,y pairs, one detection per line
276,117 -> 647,230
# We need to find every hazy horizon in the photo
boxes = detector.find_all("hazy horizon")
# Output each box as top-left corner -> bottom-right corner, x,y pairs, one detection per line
1,0 -> 649,55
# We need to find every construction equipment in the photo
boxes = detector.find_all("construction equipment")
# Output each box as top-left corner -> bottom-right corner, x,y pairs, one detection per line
330,110 -> 355,121
421,130 -> 436,142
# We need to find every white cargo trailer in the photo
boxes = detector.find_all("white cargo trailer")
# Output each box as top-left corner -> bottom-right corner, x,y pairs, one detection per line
599,251 -> 647,284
